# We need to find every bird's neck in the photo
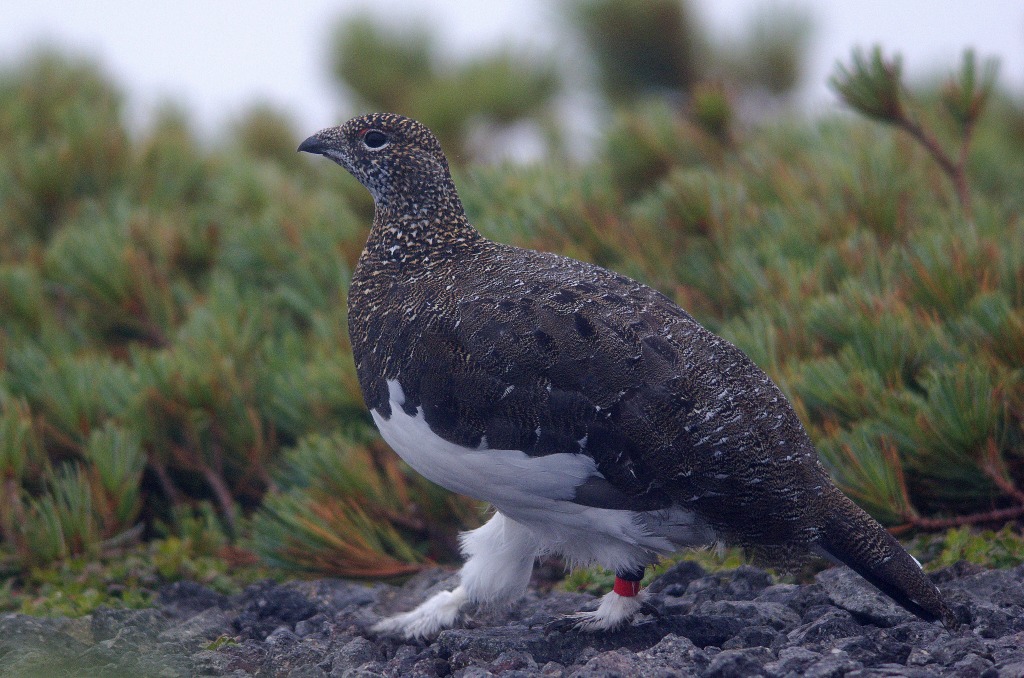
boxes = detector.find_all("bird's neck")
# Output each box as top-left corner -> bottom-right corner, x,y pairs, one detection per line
366,188 -> 483,265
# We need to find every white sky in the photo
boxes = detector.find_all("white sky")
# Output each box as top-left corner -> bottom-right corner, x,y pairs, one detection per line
2,0 -> 1022,139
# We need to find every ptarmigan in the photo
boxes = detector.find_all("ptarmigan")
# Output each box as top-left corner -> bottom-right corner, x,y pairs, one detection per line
298,112 -> 955,639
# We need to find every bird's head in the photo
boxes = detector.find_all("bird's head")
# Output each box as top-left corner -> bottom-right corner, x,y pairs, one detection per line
298,113 -> 456,209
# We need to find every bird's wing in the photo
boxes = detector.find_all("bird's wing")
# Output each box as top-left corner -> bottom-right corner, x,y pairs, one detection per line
387,248 -> 828,538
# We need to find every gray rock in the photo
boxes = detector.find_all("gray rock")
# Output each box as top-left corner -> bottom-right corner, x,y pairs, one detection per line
787,608 -> 863,647
637,633 -> 713,674
990,660 -> 1024,678
720,624 -> 780,649
702,647 -> 774,677
540,661 -> 567,676
697,599 -> 801,631
763,646 -> 822,676
922,631 -> 988,668
567,650 -> 644,677
816,566 -> 916,627
802,650 -> 862,678
158,580 -> 229,617
830,630 -> 911,665
753,583 -> 800,605
158,606 -> 233,643
231,581 -> 320,640
846,666 -> 937,677
645,560 -> 707,595
949,653 -> 993,676
328,636 -> 379,675
989,631 -> 1024,663
490,649 -> 538,673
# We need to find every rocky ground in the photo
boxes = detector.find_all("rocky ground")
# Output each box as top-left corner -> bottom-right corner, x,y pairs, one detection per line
2,560 -> 1023,677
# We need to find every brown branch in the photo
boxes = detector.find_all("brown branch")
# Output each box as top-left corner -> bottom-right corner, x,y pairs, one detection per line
1,478 -> 28,558
882,438 -> 919,520
896,115 -> 972,218
151,461 -> 186,506
981,438 -> 1024,504
201,465 -> 237,536
889,504 -> 1024,535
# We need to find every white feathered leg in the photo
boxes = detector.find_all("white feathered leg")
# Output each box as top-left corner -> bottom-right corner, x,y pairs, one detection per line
567,589 -> 647,631
372,512 -> 539,639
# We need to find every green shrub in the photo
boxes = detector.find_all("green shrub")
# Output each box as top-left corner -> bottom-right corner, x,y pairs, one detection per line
1,42 -> 1022,588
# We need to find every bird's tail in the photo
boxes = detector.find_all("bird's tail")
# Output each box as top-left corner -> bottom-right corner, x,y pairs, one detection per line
816,484 -> 956,628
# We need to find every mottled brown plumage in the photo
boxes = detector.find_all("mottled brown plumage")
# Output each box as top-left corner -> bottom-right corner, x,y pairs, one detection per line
298,113 -> 955,633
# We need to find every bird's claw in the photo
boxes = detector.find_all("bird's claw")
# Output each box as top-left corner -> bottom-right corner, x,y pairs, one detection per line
543,613 -> 586,634
637,600 -> 663,620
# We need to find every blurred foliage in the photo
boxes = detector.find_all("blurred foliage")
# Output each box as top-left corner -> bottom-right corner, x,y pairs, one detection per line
1,34 -> 1023,599
570,0 -> 810,104
570,0 -> 706,101
0,502 -> 270,616
330,14 -> 561,162
327,2 -> 811,165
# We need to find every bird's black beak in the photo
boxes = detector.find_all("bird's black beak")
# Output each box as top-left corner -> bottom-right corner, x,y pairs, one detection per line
297,134 -> 327,155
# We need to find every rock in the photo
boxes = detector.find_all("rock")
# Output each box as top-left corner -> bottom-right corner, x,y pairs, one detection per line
158,580 -> 229,618
645,560 -> 707,595
328,636 -> 379,674
697,599 -> 801,631
989,660 -> 1024,678
702,647 -> 774,677
231,580 -> 320,640
816,566 -> 916,627
568,649 -> 644,677
830,630 -> 911,665
989,631 -> 1024,663
763,646 -> 822,675
662,613 -> 747,648
948,567 -> 1024,639
637,634 -> 713,675
491,649 -> 538,673
720,625 -> 780,649
158,606 -> 233,643
787,608 -> 864,647
1,562 -> 1022,676
801,650 -> 862,678
753,582 -> 800,605
922,631 -> 990,668
950,653 -> 993,676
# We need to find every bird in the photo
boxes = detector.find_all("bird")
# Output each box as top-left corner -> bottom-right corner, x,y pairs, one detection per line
297,112 -> 955,640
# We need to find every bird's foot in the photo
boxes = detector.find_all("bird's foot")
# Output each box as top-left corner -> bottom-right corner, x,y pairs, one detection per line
372,586 -> 468,640
544,590 -> 651,633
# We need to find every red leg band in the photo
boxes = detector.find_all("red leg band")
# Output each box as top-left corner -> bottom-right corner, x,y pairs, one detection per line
613,576 -> 642,597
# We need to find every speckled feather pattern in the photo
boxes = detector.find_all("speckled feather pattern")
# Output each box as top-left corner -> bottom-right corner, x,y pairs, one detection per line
299,113 -> 954,627
317,113 -> 824,551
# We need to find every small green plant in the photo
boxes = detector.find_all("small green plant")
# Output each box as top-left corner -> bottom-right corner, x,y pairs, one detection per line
206,635 -> 240,651
560,548 -> 745,596
1,501 -> 271,616
910,526 -> 1024,571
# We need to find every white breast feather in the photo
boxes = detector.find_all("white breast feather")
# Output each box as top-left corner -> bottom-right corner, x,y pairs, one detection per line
372,379 -> 715,571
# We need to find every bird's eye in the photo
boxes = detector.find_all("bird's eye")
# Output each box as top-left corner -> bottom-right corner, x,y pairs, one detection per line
362,130 -> 388,149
